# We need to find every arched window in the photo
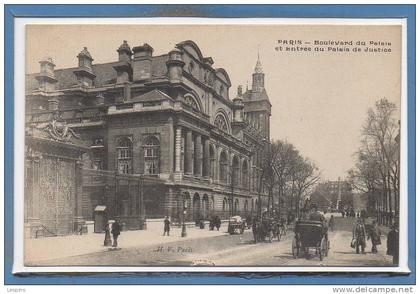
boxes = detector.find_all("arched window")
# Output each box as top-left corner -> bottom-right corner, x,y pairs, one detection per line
117,136 -> 133,174
143,135 -> 160,175
184,94 -> 200,112
214,113 -> 229,133
242,160 -> 249,188
234,199 -> 239,213
222,198 -> 227,212
219,150 -> 228,183
232,156 -> 240,187
244,200 -> 248,212
188,61 -> 194,74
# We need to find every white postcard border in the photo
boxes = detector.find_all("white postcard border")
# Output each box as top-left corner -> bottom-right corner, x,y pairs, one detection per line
13,17 -> 409,274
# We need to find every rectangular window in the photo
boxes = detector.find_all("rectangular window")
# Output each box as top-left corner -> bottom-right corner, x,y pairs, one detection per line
145,160 -> 158,175
118,148 -> 132,159
145,147 -> 158,158
118,160 -> 132,174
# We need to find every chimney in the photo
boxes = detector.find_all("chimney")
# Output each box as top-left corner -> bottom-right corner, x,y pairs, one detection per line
114,41 -> 133,83
117,40 -> 133,62
35,57 -> 57,92
74,47 -> 96,87
132,43 -> 153,82
166,48 -> 184,84
77,47 -> 93,68
232,92 -> 244,123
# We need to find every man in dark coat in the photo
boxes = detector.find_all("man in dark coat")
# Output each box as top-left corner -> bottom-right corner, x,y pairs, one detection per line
163,216 -> 171,236
308,203 -> 324,221
387,223 -> 399,265
368,220 -> 382,253
328,215 -> 335,232
352,218 -> 366,254
111,220 -> 121,248
215,215 -> 221,231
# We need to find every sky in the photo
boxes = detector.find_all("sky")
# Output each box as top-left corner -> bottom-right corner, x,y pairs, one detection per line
26,24 -> 402,180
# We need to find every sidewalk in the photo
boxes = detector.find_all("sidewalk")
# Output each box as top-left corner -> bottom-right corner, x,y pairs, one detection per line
25,220 -> 229,264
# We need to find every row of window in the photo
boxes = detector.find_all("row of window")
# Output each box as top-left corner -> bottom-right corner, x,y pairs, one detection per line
115,135 -> 252,190
117,136 -> 160,175
222,198 -> 259,212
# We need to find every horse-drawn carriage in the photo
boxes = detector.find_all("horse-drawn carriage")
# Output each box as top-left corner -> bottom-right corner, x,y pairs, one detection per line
252,215 -> 282,243
228,216 -> 245,235
292,220 -> 329,260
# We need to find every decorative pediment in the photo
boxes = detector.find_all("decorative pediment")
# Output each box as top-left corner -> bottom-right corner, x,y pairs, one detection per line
176,40 -> 204,61
33,113 -> 81,143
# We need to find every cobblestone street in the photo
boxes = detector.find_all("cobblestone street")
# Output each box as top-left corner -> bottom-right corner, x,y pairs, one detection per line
27,215 -> 394,267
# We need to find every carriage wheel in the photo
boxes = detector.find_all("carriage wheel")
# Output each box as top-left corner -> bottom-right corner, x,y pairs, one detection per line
228,225 -> 234,235
326,240 -> 330,256
292,237 -> 299,258
324,239 -> 330,257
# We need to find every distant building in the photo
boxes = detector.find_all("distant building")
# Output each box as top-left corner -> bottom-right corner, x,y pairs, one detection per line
310,178 -> 353,211
25,40 -> 271,235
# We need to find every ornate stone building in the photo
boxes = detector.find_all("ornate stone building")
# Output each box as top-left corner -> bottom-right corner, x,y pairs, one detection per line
25,40 -> 271,231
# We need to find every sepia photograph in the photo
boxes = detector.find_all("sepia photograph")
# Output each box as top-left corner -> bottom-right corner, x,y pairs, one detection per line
20,21 -> 405,271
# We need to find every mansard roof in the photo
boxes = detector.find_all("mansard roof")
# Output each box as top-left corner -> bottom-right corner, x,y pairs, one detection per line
26,56 -> 170,92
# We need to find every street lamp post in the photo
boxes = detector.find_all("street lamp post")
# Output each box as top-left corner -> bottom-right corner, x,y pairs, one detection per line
181,198 -> 187,237
256,138 -> 267,219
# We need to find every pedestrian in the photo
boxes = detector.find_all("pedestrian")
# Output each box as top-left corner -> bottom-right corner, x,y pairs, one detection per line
352,218 -> 367,254
341,210 -> 345,218
215,215 -> 221,231
209,215 -> 215,231
163,216 -> 171,236
308,203 -> 323,221
328,215 -> 335,232
387,223 -> 399,265
111,220 -> 121,248
199,218 -> 205,229
103,220 -> 112,246
368,220 -> 381,253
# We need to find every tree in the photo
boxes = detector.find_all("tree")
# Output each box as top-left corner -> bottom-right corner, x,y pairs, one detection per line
271,140 -> 299,211
350,98 -> 400,226
256,139 -> 321,219
290,156 -> 321,217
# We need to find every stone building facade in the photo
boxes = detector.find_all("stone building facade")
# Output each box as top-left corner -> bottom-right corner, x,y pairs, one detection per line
25,40 -> 271,226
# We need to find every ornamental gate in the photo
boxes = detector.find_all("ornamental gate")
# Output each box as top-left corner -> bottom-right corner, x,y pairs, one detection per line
38,157 -> 76,235
25,115 -> 88,238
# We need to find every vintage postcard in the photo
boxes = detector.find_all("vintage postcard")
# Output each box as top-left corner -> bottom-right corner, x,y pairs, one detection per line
14,18 -> 407,273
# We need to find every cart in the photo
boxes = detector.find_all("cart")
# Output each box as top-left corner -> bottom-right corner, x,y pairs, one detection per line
292,220 -> 329,260
228,216 -> 245,235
